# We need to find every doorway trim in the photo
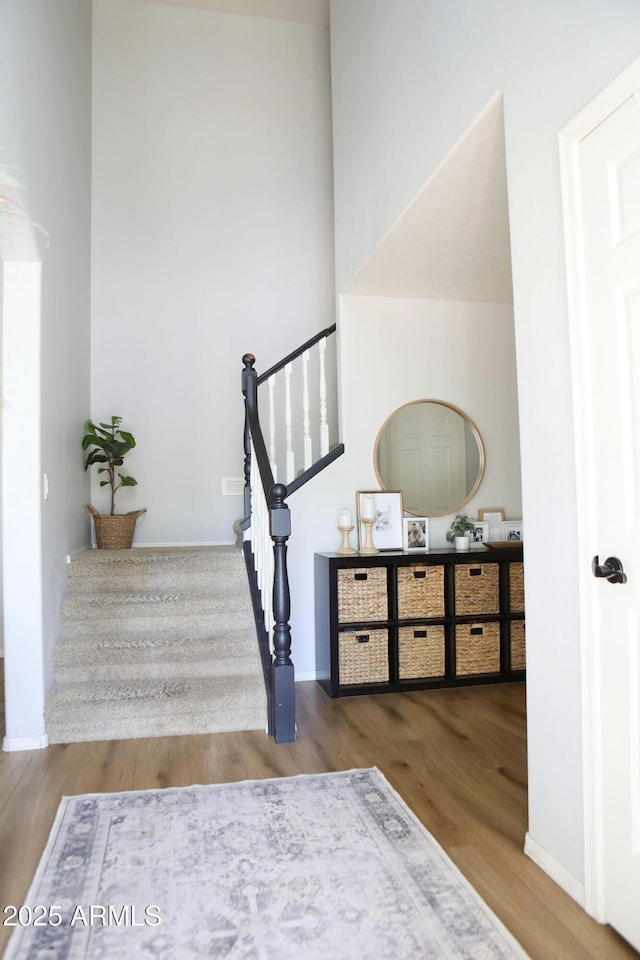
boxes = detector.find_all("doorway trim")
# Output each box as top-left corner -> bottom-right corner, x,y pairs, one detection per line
559,56 -> 640,922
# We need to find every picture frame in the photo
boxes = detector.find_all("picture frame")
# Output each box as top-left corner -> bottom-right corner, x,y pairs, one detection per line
356,490 -> 404,551
469,520 -> 489,546
503,520 -> 523,542
403,517 -> 429,552
477,508 -> 505,542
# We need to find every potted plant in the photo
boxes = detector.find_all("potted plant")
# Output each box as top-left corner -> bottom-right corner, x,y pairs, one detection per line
445,514 -> 475,552
82,416 -> 146,549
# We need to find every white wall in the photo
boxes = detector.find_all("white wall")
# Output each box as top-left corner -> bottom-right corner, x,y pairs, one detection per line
289,294 -> 521,678
0,0 -> 92,746
90,0 -> 335,544
338,296 -> 522,540
329,0 -> 640,894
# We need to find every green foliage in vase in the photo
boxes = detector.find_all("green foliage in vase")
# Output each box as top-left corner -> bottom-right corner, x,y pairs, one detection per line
82,416 -> 137,516
445,514 -> 475,543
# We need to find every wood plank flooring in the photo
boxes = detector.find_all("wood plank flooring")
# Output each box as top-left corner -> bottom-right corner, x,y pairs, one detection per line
0,673 -> 638,959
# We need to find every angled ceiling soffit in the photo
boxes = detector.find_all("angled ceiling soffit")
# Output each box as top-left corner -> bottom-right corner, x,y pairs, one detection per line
347,92 -> 513,305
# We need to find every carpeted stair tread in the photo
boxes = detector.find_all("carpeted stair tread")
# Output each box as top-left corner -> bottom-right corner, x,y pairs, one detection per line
45,675 -> 266,743
53,627 -> 252,653
66,546 -> 245,590
60,612 -> 255,643
61,591 -> 251,621
53,634 -> 260,683
46,546 -> 266,743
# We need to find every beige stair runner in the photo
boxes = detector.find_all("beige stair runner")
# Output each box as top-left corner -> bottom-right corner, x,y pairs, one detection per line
45,547 -> 266,743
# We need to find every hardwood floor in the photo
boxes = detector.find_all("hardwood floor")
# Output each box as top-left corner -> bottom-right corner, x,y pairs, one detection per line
0,670 -> 637,959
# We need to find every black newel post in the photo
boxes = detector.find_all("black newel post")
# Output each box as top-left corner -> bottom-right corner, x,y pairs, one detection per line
270,482 -> 295,743
241,354 -> 256,527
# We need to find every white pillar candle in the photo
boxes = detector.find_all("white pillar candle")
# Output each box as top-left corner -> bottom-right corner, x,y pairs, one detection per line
361,495 -> 376,520
338,509 -> 352,528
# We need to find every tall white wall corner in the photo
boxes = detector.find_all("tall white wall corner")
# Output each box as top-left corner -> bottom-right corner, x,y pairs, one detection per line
1,258 -> 47,747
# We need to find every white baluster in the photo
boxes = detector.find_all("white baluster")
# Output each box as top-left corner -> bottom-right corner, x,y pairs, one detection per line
268,375 -> 277,481
285,363 -> 294,481
302,349 -> 312,470
318,338 -> 329,456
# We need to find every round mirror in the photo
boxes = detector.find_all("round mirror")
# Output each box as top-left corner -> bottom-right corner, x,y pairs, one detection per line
374,400 -> 485,517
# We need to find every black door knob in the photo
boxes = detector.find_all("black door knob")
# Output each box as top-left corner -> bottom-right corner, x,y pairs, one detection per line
592,555 -> 627,584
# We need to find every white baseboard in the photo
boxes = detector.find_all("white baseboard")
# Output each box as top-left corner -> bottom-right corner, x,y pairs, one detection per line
3,733 -> 49,752
295,670 -> 317,682
524,832 -> 585,907
127,541 -> 237,548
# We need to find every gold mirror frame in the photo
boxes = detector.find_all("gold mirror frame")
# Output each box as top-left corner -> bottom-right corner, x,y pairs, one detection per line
373,399 -> 486,518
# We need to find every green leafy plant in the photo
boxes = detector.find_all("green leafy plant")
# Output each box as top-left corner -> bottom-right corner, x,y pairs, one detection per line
82,416 -> 137,516
445,514 -> 475,543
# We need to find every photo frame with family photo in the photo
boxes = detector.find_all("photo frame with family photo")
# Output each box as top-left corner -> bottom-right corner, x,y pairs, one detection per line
470,520 -> 489,546
503,521 -> 523,542
403,517 -> 429,552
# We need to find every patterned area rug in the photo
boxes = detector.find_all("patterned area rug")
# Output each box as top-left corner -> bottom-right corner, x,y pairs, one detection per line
5,769 -> 529,959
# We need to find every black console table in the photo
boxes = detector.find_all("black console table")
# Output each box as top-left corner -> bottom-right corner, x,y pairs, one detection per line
314,545 -> 525,698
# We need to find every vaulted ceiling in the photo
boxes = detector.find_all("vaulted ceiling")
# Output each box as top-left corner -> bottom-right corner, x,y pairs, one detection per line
132,3 -> 511,304
346,94 -> 513,304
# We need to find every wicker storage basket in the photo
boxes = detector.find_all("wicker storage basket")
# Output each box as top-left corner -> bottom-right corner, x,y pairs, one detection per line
510,620 -> 526,671
398,625 -> 445,679
454,563 -> 499,615
455,622 -> 501,675
88,505 -> 147,550
338,629 -> 389,685
509,562 -> 525,613
337,567 -> 388,623
397,565 -> 445,619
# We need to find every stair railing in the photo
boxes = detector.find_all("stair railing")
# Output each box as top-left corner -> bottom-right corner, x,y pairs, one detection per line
241,324 -> 344,743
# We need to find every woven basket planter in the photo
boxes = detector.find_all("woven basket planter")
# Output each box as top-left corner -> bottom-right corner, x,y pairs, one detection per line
88,504 -> 147,550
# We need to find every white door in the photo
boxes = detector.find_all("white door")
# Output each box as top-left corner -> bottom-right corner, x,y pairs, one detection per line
568,75 -> 640,949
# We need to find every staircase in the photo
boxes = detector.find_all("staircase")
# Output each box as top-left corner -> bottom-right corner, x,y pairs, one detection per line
44,325 -> 342,746
45,546 -> 267,744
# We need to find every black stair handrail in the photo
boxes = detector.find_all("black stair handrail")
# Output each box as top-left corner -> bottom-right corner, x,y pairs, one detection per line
256,323 -> 337,385
242,354 -> 276,505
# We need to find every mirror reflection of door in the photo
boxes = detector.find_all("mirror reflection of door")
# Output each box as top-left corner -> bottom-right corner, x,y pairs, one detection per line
375,401 -> 484,516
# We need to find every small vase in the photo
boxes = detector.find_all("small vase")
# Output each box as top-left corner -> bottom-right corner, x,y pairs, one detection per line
454,535 -> 470,552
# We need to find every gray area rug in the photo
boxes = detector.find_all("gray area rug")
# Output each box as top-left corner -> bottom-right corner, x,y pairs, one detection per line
5,768 -> 529,959
45,547 -> 266,743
